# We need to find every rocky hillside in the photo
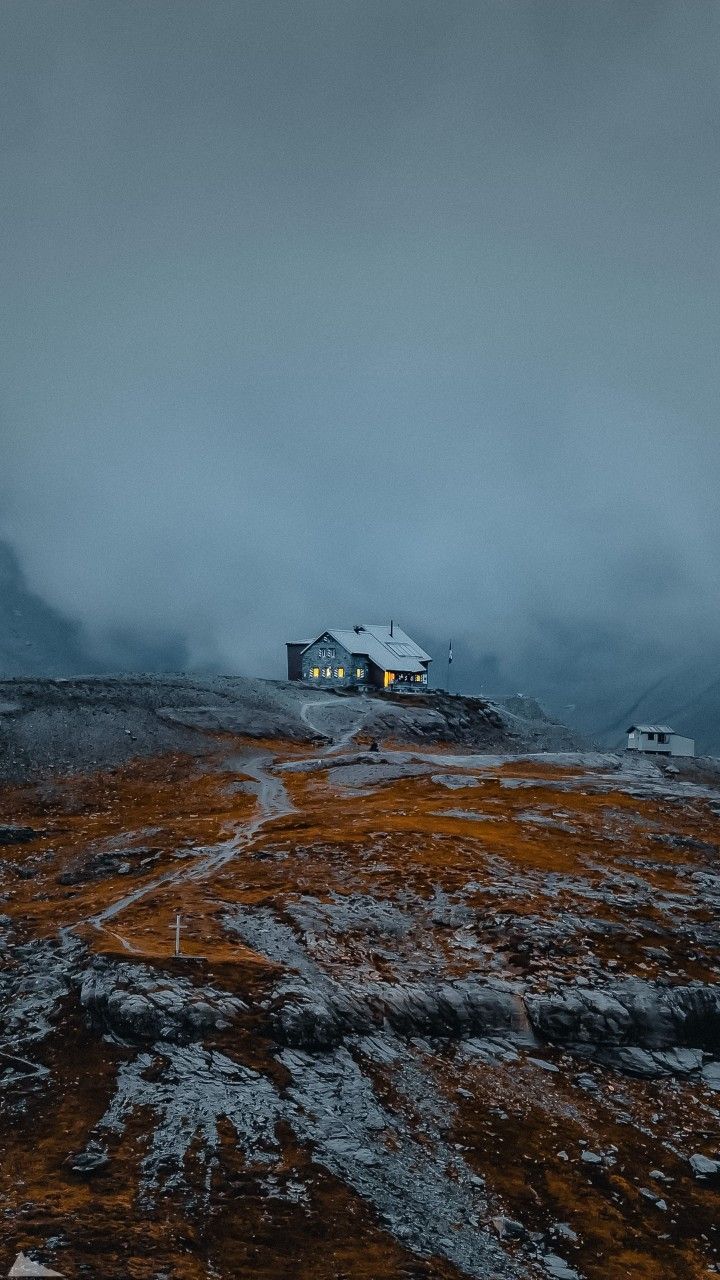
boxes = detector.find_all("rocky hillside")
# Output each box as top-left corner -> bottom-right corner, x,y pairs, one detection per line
1,687 -> 719,1278
0,674 -> 587,783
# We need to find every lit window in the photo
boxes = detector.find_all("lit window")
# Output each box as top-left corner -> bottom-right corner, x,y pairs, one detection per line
337,667 -> 345,678
311,667 -> 320,678
356,667 -> 364,678
324,666 -> 332,677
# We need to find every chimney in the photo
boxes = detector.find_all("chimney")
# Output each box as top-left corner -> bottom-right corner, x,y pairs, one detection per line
390,619 -> 394,636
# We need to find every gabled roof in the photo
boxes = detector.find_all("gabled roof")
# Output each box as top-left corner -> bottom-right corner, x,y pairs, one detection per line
302,624 -> 431,674
627,724 -> 675,735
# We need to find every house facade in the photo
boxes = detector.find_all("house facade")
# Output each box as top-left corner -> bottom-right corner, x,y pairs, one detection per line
626,724 -> 695,757
286,623 -> 431,691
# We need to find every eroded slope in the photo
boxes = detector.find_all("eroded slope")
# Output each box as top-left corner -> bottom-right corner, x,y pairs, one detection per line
1,713 -> 719,1279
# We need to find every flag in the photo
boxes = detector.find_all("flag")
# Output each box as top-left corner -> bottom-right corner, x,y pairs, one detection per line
448,640 -> 453,664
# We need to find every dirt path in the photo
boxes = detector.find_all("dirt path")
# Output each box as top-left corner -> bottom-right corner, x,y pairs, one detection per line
64,699 -> 373,949
77,749 -> 293,946
300,695 -> 372,752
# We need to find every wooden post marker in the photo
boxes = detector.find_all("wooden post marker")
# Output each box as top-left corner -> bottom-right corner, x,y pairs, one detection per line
168,911 -> 182,956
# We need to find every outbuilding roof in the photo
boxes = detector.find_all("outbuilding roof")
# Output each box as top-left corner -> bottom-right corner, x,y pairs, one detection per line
627,724 -> 675,735
303,624 -> 431,674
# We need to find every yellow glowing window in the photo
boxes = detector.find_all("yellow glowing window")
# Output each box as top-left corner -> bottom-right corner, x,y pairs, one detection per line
337,667 -> 345,678
311,667 -> 320,678
356,667 -> 364,678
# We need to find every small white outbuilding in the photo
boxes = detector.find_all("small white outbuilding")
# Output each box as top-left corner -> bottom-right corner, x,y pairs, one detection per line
626,724 -> 695,757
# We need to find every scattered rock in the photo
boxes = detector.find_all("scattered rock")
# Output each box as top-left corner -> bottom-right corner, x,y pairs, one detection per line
653,834 -> 719,854
0,824 -> 39,845
689,1153 -> 720,1178
576,1073 -> 599,1091
67,1143 -> 109,1176
543,1254 -> 580,1279
492,1215 -> 527,1240
14,864 -> 38,880
581,1150 -> 603,1166
701,1060 -> 720,1089
431,774 -> 481,790
551,1223 -> 579,1243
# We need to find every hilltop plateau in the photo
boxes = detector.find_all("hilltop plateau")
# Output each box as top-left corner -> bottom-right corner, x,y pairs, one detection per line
0,675 -> 585,783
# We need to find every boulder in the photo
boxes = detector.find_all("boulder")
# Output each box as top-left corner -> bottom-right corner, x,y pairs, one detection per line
543,1255 -> 580,1279
67,1143 -> 109,1176
689,1153 -> 720,1178
701,1060 -> 720,1089
0,825 -> 38,845
580,1150 -> 603,1166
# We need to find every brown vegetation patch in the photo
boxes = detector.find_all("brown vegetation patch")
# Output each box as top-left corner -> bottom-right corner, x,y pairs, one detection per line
2,744 -> 720,1277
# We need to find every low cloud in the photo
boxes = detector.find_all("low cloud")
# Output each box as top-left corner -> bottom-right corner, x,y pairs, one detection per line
1,1 -> 718,732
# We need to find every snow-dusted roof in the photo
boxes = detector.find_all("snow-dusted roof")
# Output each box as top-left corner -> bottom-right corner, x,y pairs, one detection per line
627,724 -> 675,735
303,624 -> 431,674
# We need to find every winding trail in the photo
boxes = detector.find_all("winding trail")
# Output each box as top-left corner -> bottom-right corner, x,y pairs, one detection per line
299,696 -> 336,738
299,695 -> 373,753
74,697 -> 369,948
73,750 -> 295,946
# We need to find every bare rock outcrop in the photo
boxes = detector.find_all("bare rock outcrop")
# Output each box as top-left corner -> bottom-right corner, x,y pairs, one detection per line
80,961 -> 246,1044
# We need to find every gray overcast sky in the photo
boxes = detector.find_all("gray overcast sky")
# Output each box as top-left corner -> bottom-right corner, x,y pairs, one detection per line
1,1 -> 719,719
